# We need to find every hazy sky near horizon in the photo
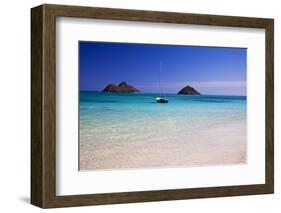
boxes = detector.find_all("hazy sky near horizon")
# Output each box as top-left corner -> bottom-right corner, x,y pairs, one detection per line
79,41 -> 247,96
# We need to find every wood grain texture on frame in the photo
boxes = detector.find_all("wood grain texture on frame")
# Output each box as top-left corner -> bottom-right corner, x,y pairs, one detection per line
31,4 -> 274,208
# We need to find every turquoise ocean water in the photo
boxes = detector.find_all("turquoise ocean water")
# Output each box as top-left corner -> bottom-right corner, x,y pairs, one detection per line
79,91 -> 246,145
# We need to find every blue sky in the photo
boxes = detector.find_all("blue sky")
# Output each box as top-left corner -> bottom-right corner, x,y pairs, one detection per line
79,41 -> 246,95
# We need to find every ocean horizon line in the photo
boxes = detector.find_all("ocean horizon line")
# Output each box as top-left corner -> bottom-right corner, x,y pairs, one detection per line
79,90 -> 246,97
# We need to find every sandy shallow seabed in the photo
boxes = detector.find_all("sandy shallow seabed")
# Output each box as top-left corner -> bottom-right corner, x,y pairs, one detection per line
80,121 -> 246,170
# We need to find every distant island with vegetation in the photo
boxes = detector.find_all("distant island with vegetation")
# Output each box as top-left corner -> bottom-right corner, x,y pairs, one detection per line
177,85 -> 201,95
102,81 -> 139,93
102,81 -> 201,95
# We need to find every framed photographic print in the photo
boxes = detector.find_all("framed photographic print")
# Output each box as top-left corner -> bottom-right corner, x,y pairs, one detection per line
31,4 -> 274,208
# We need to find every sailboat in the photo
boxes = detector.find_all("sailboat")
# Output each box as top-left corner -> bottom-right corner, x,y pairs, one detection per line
156,62 -> 168,103
156,96 -> 168,103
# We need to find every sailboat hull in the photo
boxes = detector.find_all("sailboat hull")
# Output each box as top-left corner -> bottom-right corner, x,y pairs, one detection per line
156,97 -> 168,103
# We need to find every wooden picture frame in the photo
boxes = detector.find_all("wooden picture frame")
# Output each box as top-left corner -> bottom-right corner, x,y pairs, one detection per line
31,4 -> 274,208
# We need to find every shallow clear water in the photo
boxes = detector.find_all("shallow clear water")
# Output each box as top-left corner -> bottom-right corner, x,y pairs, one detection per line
79,91 -> 246,145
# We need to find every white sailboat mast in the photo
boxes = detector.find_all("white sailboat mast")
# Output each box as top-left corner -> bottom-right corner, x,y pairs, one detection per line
159,62 -> 162,95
